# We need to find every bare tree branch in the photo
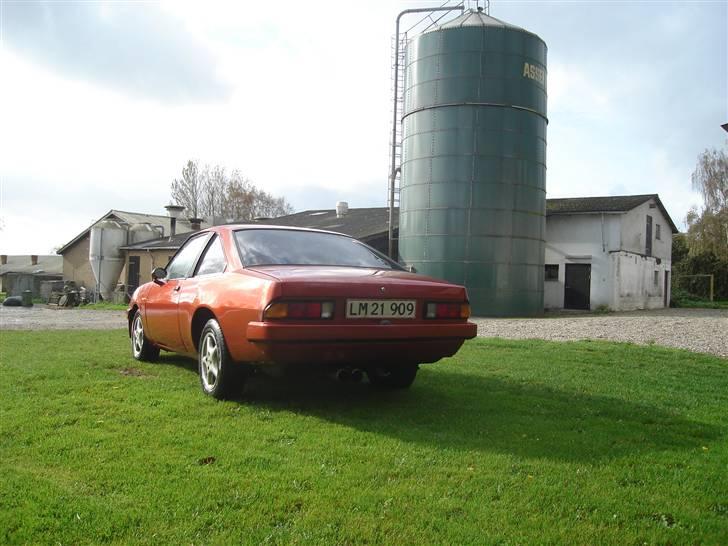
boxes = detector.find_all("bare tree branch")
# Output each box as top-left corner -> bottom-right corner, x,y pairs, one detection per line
170,160 -> 294,223
170,160 -> 202,218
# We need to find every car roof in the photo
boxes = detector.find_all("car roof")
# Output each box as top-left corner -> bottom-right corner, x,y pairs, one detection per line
213,224 -> 354,238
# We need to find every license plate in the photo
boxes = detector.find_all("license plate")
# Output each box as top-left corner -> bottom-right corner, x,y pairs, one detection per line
346,299 -> 416,319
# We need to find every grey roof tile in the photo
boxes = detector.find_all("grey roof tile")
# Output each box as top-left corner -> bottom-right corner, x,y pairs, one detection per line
547,194 -> 678,232
0,255 -> 63,276
57,209 -> 210,254
118,194 -> 678,251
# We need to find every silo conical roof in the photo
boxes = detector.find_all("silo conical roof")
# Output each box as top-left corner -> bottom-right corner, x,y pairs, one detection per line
425,8 -> 543,41
438,8 -> 523,29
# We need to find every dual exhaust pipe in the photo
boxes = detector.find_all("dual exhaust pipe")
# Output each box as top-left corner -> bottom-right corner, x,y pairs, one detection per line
335,367 -> 364,383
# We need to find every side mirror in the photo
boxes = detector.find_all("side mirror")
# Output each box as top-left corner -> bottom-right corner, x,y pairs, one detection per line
151,267 -> 168,284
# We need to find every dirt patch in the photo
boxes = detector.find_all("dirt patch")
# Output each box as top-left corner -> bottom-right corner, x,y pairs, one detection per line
119,367 -> 146,377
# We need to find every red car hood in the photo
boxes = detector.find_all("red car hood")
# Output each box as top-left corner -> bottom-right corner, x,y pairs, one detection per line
248,265 -> 455,288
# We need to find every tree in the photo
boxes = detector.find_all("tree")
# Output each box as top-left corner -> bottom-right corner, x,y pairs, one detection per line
673,147 -> 728,301
169,160 -> 293,222
686,147 -> 728,259
200,164 -> 227,220
170,160 -> 202,219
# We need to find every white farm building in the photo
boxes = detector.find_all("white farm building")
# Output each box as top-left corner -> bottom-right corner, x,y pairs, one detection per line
544,194 -> 678,311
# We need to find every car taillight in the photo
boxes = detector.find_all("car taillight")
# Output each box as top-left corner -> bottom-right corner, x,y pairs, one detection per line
425,302 -> 470,319
264,301 -> 334,320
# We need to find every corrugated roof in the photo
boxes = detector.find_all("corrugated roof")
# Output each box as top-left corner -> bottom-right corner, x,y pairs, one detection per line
430,8 -> 526,32
117,194 -> 679,252
57,209 -> 209,255
121,208 -> 399,251
547,194 -> 679,233
253,207 -> 398,241
121,231 -> 195,251
0,255 -> 63,276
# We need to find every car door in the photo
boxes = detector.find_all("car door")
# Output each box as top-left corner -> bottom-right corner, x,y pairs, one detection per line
144,233 -> 211,350
177,234 -> 229,353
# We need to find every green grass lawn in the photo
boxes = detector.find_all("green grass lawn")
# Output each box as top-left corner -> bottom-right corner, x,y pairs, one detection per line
1,331 -> 726,544
672,299 -> 728,310
79,302 -> 129,311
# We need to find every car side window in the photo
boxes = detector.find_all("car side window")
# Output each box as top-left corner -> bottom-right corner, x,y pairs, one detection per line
195,236 -> 227,276
166,235 -> 210,280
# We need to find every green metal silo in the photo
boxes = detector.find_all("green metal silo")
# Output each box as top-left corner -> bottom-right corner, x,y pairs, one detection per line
398,8 -> 547,316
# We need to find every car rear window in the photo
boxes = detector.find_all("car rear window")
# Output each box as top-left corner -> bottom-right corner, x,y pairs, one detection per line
234,229 -> 400,269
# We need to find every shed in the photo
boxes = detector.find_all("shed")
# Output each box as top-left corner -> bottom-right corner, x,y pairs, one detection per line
0,255 -> 63,298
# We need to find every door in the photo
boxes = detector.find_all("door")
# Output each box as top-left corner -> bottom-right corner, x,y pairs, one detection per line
144,279 -> 183,349
144,233 -> 210,350
178,235 -> 229,353
127,256 -> 140,295
564,264 -> 591,310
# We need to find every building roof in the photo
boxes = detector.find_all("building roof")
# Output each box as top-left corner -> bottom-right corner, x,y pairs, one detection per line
121,231 -> 194,251
57,209 -> 209,255
253,207 -> 398,241
0,255 -> 63,276
546,194 -> 679,233
119,194 -> 679,252
121,208 -> 399,252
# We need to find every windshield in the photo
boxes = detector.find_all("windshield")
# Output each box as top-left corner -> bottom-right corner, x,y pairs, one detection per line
234,229 -> 401,270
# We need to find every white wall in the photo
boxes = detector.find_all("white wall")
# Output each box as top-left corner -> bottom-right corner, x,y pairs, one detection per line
621,199 -> 673,261
544,213 -> 620,310
614,198 -> 673,310
611,251 -> 669,310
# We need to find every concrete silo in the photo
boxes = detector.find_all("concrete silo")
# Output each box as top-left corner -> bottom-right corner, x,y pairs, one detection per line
398,8 -> 547,316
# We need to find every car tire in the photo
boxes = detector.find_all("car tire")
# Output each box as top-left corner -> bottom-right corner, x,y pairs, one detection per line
198,318 -> 245,399
131,310 -> 160,362
367,364 -> 418,390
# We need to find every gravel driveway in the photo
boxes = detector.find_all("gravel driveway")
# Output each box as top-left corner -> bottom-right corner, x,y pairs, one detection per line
473,308 -> 728,358
1,305 -> 726,358
0,306 -> 127,331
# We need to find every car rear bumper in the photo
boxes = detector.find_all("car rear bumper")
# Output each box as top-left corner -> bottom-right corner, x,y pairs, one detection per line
247,321 -> 476,342
241,321 -> 477,365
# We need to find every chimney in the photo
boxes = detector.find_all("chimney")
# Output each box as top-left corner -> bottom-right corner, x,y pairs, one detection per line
336,201 -> 349,218
165,204 -> 185,237
189,217 -> 203,231
1,255 -> 6,265
31,255 -> 38,265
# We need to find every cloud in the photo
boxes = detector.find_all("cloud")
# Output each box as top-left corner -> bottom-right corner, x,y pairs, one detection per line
1,1 -> 230,102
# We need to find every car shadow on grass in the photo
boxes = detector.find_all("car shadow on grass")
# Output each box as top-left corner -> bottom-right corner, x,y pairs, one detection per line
155,353 -> 720,463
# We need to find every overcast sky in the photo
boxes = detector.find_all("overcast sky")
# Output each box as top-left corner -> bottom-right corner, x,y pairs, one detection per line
0,0 -> 726,254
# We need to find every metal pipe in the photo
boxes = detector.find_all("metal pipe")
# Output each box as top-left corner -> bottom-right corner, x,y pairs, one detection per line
388,5 -> 465,259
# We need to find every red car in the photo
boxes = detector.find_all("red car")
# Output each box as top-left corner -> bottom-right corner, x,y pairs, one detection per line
128,226 -> 477,398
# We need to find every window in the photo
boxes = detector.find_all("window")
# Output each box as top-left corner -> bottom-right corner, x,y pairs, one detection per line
195,236 -> 227,276
234,229 -> 401,269
645,215 -> 653,257
166,235 -> 210,280
655,224 -> 661,240
545,264 -> 559,281
654,271 -> 659,287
